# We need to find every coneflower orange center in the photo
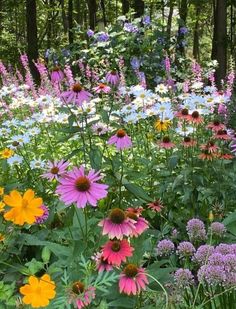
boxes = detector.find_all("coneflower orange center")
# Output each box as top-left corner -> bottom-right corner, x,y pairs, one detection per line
111,71 -> 117,75
53,66 -> 60,72
124,264 -> 138,277
72,281 -> 85,294
111,240 -> 121,252
72,83 -> 83,92
126,212 -> 138,221
181,108 -> 189,115
217,129 -> 227,135
213,120 -> 220,126
75,176 -> 91,192
116,129 -> 126,138
99,83 -> 106,88
184,136 -> 191,142
192,111 -> 199,118
162,136 -> 170,143
110,208 -> 126,224
50,167 -> 59,174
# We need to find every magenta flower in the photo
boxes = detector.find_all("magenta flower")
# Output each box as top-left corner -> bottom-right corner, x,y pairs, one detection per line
42,160 -> 69,181
93,83 -> 111,94
159,136 -> 175,149
50,66 -> 64,83
126,209 -> 149,237
102,239 -> 134,266
69,282 -> 96,309
98,208 -> 135,239
61,83 -> 92,106
93,252 -> 113,272
56,166 -> 108,208
108,129 -> 132,150
106,71 -> 120,85
119,264 -> 148,295
35,204 -> 49,224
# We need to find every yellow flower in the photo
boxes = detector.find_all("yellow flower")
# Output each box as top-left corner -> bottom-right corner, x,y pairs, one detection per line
208,211 -> 214,222
154,119 -> 171,132
0,187 -> 4,195
0,148 -> 14,159
20,274 -> 56,308
0,201 -> 5,212
0,233 -> 5,242
3,189 -> 43,225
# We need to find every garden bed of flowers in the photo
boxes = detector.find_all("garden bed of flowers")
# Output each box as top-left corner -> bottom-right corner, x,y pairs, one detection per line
0,21 -> 236,309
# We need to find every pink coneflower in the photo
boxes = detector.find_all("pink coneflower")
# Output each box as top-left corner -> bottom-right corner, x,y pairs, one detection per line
200,141 -> 219,153
220,153 -> 234,160
51,66 -> 64,83
93,83 -> 111,94
69,281 -> 96,309
207,120 -> 225,132
125,210 -> 149,237
108,129 -> 132,150
42,160 -> 69,181
93,252 -> 113,272
61,83 -> 92,105
126,207 -> 143,216
92,123 -> 109,136
182,136 -> 197,148
106,70 -> 120,85
148,199 -> 163,212
214,130 -> 231,140
56,166 -> 108,208
159,136 -> 175,149
198,150 -> 219,161
119,264 -> 148,295
98,208 -> 135,240
102,239 -> 134,266
175,108 -> 190,120
187,111 -> 203,125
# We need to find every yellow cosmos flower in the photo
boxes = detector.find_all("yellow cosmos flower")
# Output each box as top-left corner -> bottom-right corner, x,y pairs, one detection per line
0,187 -> 4,195
0,148 -> 14,159
0,233 -> 5,242
20,274 -> 56,308
0,201 -> 5,212
208,211 -> 214,222
154,119 -> 171,132
3,189 -> 43,225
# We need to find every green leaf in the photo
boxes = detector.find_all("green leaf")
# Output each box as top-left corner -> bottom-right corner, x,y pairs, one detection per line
89,147 -> 102,170
124,183 -> 152,202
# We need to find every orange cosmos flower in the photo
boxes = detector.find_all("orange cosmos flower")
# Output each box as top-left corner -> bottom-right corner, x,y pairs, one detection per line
3,189 -> 43,225
20,274 -> 56,308
0,148 -> 14,159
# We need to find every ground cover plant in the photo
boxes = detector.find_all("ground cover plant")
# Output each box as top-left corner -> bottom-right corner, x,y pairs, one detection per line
0,13 -> 236,309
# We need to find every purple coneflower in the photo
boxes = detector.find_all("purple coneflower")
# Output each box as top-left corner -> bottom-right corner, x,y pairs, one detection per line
108,129 -> 132,150
106,71 -> 120,86
61,83 -> 92,105
42,160 -> 69,181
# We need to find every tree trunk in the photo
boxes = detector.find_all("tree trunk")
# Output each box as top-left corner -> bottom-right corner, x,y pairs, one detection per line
26,0 -> 39,82
101,0 -> 107,26
75,0 -> 82,25
193,4 -> 200,61
122,0 -> 129,15
211,0 -> 217,60
133,0 -> 144,18
68,0 -> 73,44
0,0 -> 3,33
214,0 -> 227,87
87,0 -> 97,30
167,0 -> 174,39
61,0 -> 68,34
179,0 -> 188,24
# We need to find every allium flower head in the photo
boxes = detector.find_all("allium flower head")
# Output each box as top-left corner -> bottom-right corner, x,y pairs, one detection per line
20,274 -> 56,308
108,129 -> 132,150
156,239 -> 175,257
174,268 -> 194,287
198,265 -> 226,286
210,222 -> 226,237
186,218 -> 207,242
177,241 -> 196,258
56,166 -> 108,208
102,239 -> 134,266
98,208 -> 135,240
193,245 -> 215,265
42,160 -> 69,181
119,264 -> 148,295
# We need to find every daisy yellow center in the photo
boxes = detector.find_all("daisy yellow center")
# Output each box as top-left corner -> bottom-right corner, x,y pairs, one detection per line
75,176 -> 91,192
116,129 -> 126,138
126,212 -> 138,221
111,240 -> 121,252
192,111 -> 199,118
124,264 -> 138,278
50,167 -> 59,174
110,208 -> 126,224
72,281 -> 85,294
72,83 -> 83,93
163,136 -> 170,143
181,108 -> 189,115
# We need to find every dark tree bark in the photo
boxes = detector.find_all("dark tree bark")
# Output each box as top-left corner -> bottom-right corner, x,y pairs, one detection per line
61,0 -> 68,34
133,0 -> 144,18
211,0 -> 217,60
101,0 -> 107,26
68,0 -> 73,44
179,0 -> 188,23
87,0 -> 97,30
193,3 -> 200,61
167,0 -> 174,39
75,0 -> 82,25
26,0 -> 40,82
212,0 -> 227,87
122,0 -> 129,15
0,0 -> 3,31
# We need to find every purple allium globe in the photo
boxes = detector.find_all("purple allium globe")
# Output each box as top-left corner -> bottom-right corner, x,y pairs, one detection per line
193,245 -> 215,265
174,268 -> 194,287
177,241 -> 196,258
156,239 -> 175,257
210,222 -> 226,237
197,265 -> 226,286
186,218 -> 207,242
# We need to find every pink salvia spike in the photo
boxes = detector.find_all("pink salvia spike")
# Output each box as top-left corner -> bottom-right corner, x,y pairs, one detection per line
64,65 -> 74,86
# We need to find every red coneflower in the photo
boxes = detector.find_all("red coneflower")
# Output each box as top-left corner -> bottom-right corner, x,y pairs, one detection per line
148,199 -> 163,212
220,153 -> 234,160
125,210 -> 149,237
182,136 -> 197,148
102,239 -> 134,266
175,108 -> 190,120
214,130 -> 231,140
206,120 -> 225,132
198,150 -> 219,161
187,111 -> 203,125
93,252 -> 113,272
159,136 -> 175,149
93,83 -> 111,94
200,141 -> 219,153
